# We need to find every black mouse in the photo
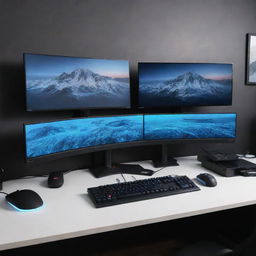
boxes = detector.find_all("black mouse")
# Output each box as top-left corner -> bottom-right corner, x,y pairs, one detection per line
48,171 -> 64,188
6,189 -> 43,211
196,173 -> 217,187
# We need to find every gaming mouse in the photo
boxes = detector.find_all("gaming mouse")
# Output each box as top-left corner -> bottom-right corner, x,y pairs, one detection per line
6,189 -> 43,211
196,173 -> 217,187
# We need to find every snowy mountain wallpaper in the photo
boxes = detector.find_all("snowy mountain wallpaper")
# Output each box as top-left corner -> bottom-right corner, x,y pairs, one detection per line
25,115 -> 143,158
138,63 -> 233,107
24,54 -> 130,110
144,113 -> 236,140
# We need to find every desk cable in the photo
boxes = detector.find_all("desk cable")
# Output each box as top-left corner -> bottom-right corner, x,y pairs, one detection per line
121,173 -> 127,182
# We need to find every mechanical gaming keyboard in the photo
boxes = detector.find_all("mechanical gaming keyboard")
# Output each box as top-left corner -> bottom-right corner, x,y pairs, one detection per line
87,175 -> 200,208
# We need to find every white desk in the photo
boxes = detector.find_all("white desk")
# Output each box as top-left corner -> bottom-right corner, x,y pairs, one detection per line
1,156 -> 256,251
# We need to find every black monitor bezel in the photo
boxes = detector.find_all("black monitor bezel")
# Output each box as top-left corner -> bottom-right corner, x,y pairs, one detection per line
24,113 -> 237,164
23,53 -> 132,112
137,62 -> 234,109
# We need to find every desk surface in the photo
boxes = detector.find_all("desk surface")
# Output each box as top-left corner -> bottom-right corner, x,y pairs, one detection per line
1,156 -> 256,251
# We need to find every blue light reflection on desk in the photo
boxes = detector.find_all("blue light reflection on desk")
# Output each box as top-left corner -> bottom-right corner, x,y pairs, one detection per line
7,202 -> 44,212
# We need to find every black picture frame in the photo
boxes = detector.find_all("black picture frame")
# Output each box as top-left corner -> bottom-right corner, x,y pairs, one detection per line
246,33 -> 256,85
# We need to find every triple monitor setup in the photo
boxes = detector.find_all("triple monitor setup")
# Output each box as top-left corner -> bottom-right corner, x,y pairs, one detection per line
23,53 -> 236,179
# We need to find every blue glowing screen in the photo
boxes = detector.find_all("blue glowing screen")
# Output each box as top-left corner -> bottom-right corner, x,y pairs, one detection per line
25,115 -> 143,158
144,113 -> 236,140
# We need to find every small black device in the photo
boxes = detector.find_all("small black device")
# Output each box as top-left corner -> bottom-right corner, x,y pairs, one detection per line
201,148 -> 238,162
48,171 -> 64,188
115,164 -> 154,176
88,175 -> 200,208
90,163 -> 154,178
196,173 -> 217,187
197,155 -> 256,177
6,189 -> 43,211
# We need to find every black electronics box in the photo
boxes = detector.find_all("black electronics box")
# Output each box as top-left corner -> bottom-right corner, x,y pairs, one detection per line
197,154 -> 256,177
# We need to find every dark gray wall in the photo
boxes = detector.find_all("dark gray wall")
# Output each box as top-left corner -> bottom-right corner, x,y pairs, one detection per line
0,0 -> 256,180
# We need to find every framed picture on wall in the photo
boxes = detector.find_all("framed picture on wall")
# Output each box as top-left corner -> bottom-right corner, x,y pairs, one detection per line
246,33 -> 256,85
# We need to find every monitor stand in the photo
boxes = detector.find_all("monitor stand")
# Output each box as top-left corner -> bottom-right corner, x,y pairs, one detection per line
90,150 -> 153,178
152,144 -> 179,168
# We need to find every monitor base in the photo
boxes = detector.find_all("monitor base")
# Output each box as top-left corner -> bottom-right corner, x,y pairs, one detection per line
90,163 -> 154,178
152,158 -> 179,168
152,144 -> 179,168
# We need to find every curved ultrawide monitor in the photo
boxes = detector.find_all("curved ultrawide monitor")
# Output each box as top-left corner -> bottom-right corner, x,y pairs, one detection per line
25,115 -> 143,161
144,113 -> 236,141
138,63 -> 233,108
24,113 -> 236,162
24,53 -> 131,111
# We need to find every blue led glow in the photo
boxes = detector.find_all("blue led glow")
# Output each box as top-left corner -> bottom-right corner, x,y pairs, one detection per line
8,202 -> 44,212
196,178 -> 207,186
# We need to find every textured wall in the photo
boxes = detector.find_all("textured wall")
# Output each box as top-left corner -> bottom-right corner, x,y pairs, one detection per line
0,0 -> 256,179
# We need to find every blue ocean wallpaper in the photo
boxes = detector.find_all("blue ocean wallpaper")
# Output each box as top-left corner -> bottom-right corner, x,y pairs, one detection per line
25,115 -> 143,158
139,63 -> 233,107
25,54 -> 130,110
144,113 -> 236,140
